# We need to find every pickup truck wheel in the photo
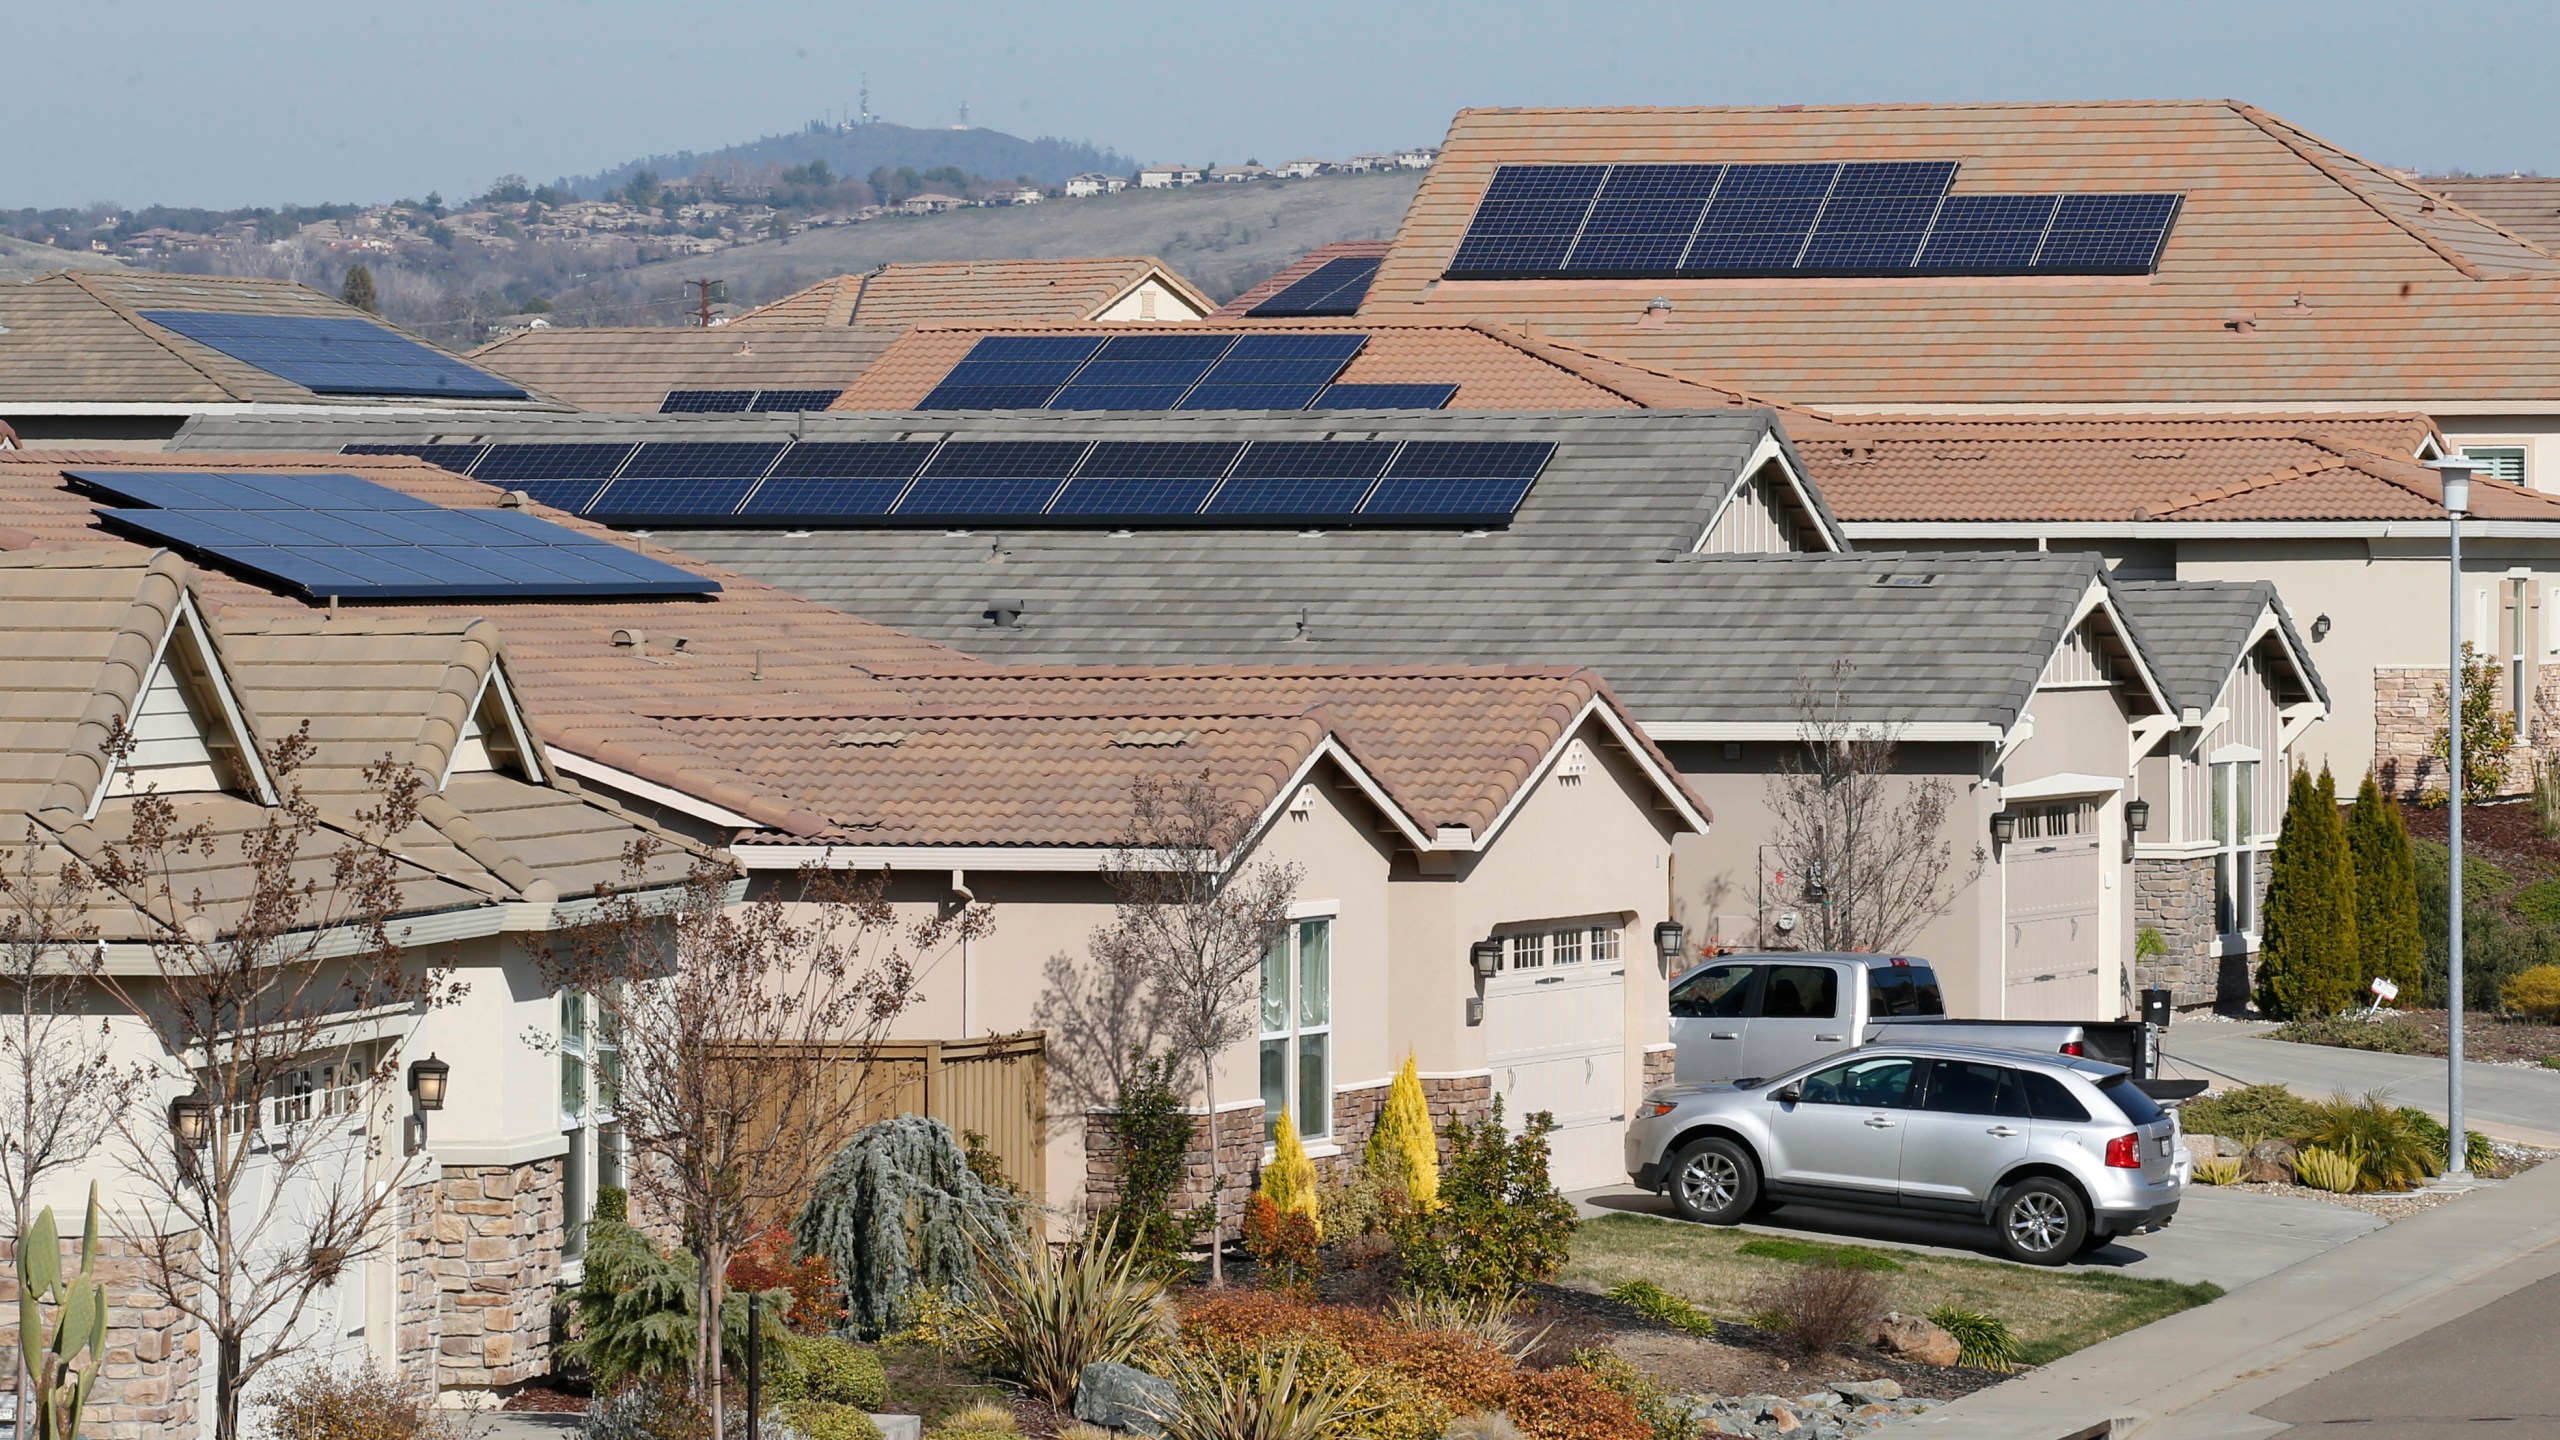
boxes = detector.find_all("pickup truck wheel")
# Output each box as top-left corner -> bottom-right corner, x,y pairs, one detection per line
1667,1137 -> 1759,1226
1995,1178 -> 2088,1265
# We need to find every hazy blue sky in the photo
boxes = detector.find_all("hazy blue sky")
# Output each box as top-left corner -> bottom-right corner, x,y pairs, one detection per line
18,0 -> 2560,209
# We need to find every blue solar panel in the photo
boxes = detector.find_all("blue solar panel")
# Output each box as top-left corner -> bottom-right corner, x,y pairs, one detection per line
1311,383 -> 1458,409
750,389 -> 844,412
1176,384 -> 1326,410
585,442 -> 786,521
1246,256 -> 1384,317
1047,441 -> 1243,519
139,311 -> 528,399
660,389 -> 756,413
1048,385 -> 1197,410
1563,165 -> 1723,275
1175,332 -> 1362,409
739,442 -> 936,520
341,442 -> 491,474
1680,164 -> 1838,273
1203,442 -> 1396,520
470,443 -> 632,514
1448,165 -> 1608,277
1915,194 -> 2057,272
895,442 -> 1088,519
68,468 -> 440,512
1798,161 -> 1956,271
918,335 -> 1108,409
914,384 -> 1066,409
1360,442 -> 1554,523
2033,193 -> 2182,272
617,441 -> 788,479
1047,333 -> 1236,409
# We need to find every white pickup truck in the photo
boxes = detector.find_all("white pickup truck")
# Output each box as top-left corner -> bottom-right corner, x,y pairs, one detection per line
1668,951 -> 2161,1086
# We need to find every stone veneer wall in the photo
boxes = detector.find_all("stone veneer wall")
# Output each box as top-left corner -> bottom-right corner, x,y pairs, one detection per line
0,1235 -> 203,1440
398,1158 -> 564,1395
2135,856 -> 2223,1009
2375,665 -> 2560,799
1643,1045 -> 1677,1092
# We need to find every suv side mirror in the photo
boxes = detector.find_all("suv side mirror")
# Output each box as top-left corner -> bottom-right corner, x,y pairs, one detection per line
1773,1083 -> 1802,1105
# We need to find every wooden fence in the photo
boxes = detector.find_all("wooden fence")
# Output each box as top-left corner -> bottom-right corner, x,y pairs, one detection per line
729,1033 -> 1047,1202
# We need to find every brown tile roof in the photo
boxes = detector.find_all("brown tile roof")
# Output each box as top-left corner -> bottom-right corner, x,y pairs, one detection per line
831,318 -> 1782,412
0,270 -> 559,410
1367,102 -> 2560,409
729,257 -> 1215,330
0,453 -> 1700,851
1209,240 -> 1393,319
466,327 -> 901,410
2420,176 -> 2560,256
1792,417 -> 2560,524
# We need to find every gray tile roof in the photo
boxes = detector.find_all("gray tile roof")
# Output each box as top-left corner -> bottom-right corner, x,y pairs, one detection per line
2111,578 -> 2328,713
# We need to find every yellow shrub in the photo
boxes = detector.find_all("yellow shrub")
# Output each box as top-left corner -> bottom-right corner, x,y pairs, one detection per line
2192,1156 -> 2243,1186
1261,1110 -> 1321,1238
1367,1054 -> 1441,1211
2502,964 -> 2560,1022
2294,1144 -> 2363,1193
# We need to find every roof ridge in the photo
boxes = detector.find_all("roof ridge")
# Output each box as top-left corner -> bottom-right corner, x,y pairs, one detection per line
1451,100 -> 2234,117
2144,456 -> 2356,517
2231,104 -> 2560,263
2225,102 -> 2488,280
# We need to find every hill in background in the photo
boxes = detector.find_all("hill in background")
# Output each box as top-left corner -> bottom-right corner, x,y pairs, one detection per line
612,169 -> 1423,311
560,121 -> 1134,199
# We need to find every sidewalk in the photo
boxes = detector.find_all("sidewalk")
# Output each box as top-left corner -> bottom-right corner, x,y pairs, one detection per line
1873,1143 -> 2560,1439
2161,1024 -> 2560,1147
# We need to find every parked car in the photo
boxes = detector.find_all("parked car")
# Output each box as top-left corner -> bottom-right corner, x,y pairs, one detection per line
1625,1042 -> 2184,1264
1667,952 -> 2157,1084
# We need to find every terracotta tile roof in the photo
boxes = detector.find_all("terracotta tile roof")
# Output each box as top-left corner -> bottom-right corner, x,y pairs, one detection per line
467,327 -> 901,410
2421,177 -> 2560,256
1209,240 -> 1393,319
0,452 -> 1697,850
831,318 -> 1781,412
729,257 -> 1215,330
1367,102 -> 2560,408
1791,417 -> 2560,524
0,270 -> 560,410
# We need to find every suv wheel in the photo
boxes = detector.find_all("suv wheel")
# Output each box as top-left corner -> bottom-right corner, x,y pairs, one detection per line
1995,1178 -> 2088,1265
1667,1137 -> 1759,1226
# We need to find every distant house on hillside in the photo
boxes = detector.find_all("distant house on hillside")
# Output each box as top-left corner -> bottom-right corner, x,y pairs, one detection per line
1138,165 -> 1202,188
1279,159 -> 1325,179
898,192 -> 966,215
1396,147 -> 1439,169
1064,173 -> 1127,197
1209,165 -> 1267,183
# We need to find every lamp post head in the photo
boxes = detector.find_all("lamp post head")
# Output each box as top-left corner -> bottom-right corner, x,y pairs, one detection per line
2430,456 -> 2478,517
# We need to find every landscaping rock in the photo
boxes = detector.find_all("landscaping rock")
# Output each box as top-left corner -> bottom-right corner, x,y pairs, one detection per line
1872,1311 -> 1962,1367
1075,1361 -> 1176,1438
1832,1378 -> 1903,1403
1795,1390 -> 1841,1408
2183,1132 -> 2227,1163
870,1419 -> 921,1440
2242,1137 -> 2300,1183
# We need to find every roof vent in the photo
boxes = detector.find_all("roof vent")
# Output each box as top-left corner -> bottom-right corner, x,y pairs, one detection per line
499,490 -> 530,508
2224,313 -> 2257,334
832,730 -> 908,747
2133,447 -> 2189,460
1930,448 -> 1988,461
610,627 -> 645,649
1558,739 -> 1591,782
983,598 -> 1028,628
1111,728 -> 1194,748
1874,573 -> 1938,588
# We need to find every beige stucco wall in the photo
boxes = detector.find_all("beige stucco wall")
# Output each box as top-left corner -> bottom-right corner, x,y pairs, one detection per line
1093,277 -> 1209,322
2439,416 -> 2560,496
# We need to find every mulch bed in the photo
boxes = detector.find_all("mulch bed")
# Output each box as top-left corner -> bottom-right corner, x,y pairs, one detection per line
2280,1008 -> 2560,1065
500,1377 -> 590,1412
2403,797 -> 2560,870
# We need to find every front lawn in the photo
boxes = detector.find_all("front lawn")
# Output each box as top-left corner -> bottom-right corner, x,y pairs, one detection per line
1561,1213 -> 2221,1367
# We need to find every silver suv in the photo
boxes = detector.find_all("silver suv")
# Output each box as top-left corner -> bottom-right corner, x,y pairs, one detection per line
1625,1042 -> 2183,1265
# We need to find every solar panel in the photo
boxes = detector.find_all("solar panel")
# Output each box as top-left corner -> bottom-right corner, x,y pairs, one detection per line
1915,194 -> 2057,272
739,442 -> 936,520
749,389 -> 844,412
1798,161 -> 1956,271
895,441 -> 1089,520
1047,441 -> 1243,519
585,442 -> 787,521
68,468 -> 439,512
1176,333 -> 1363,409
2033,193 -> 2183,273
917,335 -> 1108,408
660,389 -> 756,413
470,442 -> 634,514
1360,442 -> 1554,523
1564,165 -> 1723,275
1046,333 -> 1235,409
90,479 -> 715,601
1202,441 -> 1396,520
341,442 -> 491,474
1447,164 -> 1608,277
1310,383 -> 1458,409
1246,256 -> 1384,317
1682,163 -> 1839,273
139,311 -> 529,399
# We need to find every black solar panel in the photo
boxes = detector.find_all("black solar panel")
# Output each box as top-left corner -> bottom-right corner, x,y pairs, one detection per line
1447,164 -> 1608,277
341,442 -> 491,474
660,389 -> 756,413
70,468 -> 441,512
1564,164 -> 1723,275
1246,256 -> 1384,317
1202,441 -> 1396,520
1915,194 -> 2058,272
896,441 -> 1089,519
1310,383 -> 1458,409
1798,161 -> 1956,271
740,442 -> 936,520
918,335 -> 1107,409
474,443 -> 635,482
1047,441 -> 1243,519
1683,163 -> 1839,273
1360,442 -> 1554,523
139,311 -> 529,399
1047,333 -> 1236,409
2033,193 -> 2183,272
585,442 -> 787,521
750,389 -> 844,412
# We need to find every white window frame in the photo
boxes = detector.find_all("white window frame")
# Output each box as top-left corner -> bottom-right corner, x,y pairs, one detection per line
558,990 -> 623,1258
2461,444 -> 2528,487
2210,759 -> 2262,943
1490,919 -> 1628,975
1259,914 -> 1333,1145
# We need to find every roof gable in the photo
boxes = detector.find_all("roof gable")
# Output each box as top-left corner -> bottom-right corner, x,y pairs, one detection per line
730,257 -> 1214,330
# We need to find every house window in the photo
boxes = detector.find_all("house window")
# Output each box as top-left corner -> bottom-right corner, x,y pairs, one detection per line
559,991 -> 621,1258
2506,576 -> 2535,738
2462,445 -> 2528,487
2211,761 -> 2260,938
1508,932 -> 1545,971
1260,917 -> 1331,1143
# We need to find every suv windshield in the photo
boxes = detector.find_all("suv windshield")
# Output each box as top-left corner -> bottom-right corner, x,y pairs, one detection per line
2098,1074 -> 2165,1126
1867,963 -> 1945,1017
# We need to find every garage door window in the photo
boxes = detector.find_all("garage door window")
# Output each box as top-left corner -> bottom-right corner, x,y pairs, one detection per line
2211,761 -> 2259,938
1260,917 -> 1331,1143
1499,922 -> 1624,973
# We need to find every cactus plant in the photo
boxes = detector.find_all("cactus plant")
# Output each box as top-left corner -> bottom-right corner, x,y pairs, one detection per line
19,1182 -> 110,1440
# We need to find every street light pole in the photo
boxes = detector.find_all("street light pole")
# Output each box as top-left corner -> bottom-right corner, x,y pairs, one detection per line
2430,457 -> 2477,1181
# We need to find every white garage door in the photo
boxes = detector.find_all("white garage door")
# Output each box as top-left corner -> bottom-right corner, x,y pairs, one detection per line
2004,800 -> 2103,1020
1482,930 -> 1625,1191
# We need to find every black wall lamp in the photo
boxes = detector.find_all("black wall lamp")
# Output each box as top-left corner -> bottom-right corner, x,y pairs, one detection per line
1467,940 -> 1502,1027
405,1053 -> 451,1155
1652,919 -> 1687,974
1990,811 -> 2018,848
2125,798 -> 2151,834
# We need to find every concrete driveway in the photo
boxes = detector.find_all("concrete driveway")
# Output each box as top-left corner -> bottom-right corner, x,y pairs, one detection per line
2162,1023 -> 2560,1145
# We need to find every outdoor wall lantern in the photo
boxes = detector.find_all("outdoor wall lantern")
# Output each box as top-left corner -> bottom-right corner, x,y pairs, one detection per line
407,1053 -> 451,1111
2124,799 -> 2151,834
1990,811 -> 2018,848
2310,614 -> 2332,642
1469,940 -> 1503,982
168,1088 -> 212,1150
1652,919 -> 1687,971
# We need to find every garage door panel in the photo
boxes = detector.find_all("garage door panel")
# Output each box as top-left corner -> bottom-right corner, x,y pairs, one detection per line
1483,963 -> 1624,1190
2004,824 -> 2101,1020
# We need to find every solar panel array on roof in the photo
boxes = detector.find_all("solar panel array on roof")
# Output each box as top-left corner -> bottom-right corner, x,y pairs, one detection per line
1312,383 -> 1458,410
337,437 -> 1554,528
1445,162 -> 2182,279
916,333 -> 1396,410
139,311 -> 531,400
658,388 -> 847,413
1245,256 -> 1384,317
66,468 -> 717,600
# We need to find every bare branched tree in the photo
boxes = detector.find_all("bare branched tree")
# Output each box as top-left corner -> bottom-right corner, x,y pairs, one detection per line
0,828 -> 141,1429
1028,946 -> 1168,1117
540,849 -> 984,1435
1764,662 -> 1986,954
1092,771 -> 1300,1285
82,730 -> 464,1440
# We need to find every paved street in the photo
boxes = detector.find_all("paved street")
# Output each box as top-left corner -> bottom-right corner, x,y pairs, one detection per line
2161,1023 -> 2560,1144
2255,1268 -> 2560,1437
